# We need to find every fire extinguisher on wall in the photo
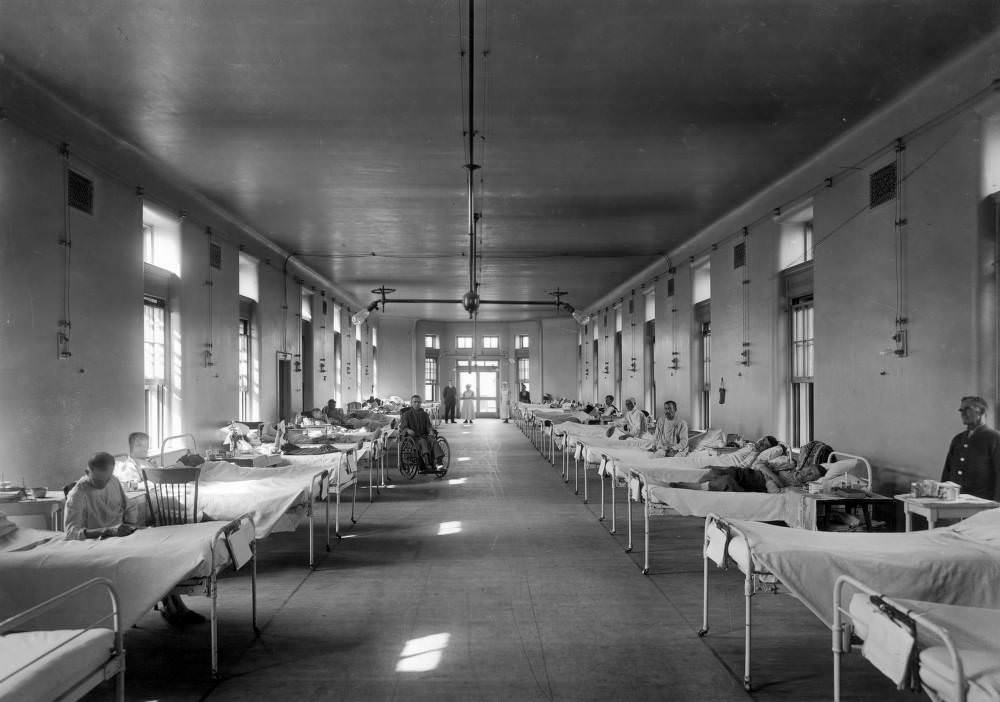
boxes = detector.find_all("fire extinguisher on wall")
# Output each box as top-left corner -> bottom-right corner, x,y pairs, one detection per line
718,377 -> 726,405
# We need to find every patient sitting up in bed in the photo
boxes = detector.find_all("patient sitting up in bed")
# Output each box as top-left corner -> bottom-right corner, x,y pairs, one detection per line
605,398 -> 648,439
65,452 -> 138,540
669,436 -> 789,491
650,400 -> 689,456
114,431 -> 154,485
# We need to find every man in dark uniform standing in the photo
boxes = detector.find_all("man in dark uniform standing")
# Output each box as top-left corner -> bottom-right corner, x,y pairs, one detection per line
941,395 -> 1000,501
442,380 -> 457,424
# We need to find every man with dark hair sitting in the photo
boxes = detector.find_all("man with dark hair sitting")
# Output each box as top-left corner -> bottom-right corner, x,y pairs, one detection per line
65,452 -> 139,540
398,394 -> 445,470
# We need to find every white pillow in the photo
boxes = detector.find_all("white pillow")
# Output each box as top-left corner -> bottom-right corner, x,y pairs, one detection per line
821,459 -> 858,479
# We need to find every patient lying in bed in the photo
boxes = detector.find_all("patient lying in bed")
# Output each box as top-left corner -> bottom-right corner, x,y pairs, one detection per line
668,436 -> 792,491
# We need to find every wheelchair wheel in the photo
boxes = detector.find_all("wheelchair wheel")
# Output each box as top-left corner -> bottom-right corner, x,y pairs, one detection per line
435,435 -> 450,476
399,436 -> 420,480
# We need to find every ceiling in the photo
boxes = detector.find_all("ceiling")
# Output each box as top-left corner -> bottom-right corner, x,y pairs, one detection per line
2,1 -> 998,320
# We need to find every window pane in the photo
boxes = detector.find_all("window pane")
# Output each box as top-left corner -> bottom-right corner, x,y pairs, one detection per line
482,335 -> 499,349
456,336 -> 472,349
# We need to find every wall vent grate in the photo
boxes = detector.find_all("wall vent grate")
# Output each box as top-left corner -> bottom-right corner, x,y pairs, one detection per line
667,278 -> 675,297
870,163 -> 896,208
67,170 -> 94,214
733,242 -> 746,268
209,243 -> 222,269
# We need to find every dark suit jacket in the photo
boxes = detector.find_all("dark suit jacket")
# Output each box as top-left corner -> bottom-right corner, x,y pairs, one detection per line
443,385 -> 457,405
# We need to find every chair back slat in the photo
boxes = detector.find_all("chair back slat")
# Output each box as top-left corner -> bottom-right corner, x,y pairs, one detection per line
141,466 -> 201,526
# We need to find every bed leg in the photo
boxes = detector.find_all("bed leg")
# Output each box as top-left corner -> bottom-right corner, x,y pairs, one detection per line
210,575 -> 220,680
743,574 -> 753,691
324,490 -> 331,552
309,509 -> 315,568
698,541 -> 709,636
642,494 -> 650,575
583,463 -> 589,504
252,543 -> 259,636
609,475 -> 616,534
115,661 -> 125,702
574,455 -> 579,495
832,579 -> 844,702
335,490 -> 342,540
598,471 -> 605,520
351,476 -> 358,524
625,487 -> 633,552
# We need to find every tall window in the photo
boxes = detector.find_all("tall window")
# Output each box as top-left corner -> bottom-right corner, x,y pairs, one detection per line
238,318 -> 250,421
791,296 -> 815,447
700,320 -> 712,429
333,304 -> 342,404
425,334 -> 440,349
424,357 -> 439,402
482,335 -> 499,350
779,204 -> 814,271
144,296 -> 168,449
517,358 -> 530,394
516,334 -> 530,349
456,335 -> 472,350
355,337 -> 362,402
142,205 -> 181,276
371,326 -> 378,397
614,307 -> 623,403
644,290 -> 656,411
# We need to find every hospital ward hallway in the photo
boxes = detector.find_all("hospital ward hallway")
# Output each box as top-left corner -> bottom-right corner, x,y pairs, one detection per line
88,422 -> 912,702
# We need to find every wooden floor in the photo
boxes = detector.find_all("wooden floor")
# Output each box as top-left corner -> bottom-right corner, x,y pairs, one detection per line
83,419 -> 913,701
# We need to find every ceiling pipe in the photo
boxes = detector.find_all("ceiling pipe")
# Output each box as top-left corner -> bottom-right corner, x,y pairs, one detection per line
463,0 -> 481,318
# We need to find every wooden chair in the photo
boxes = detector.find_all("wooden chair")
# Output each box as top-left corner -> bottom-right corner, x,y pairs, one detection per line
141,466 -> 201,526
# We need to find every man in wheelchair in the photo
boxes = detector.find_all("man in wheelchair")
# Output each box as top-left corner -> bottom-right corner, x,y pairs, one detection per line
399,394 -> 446,470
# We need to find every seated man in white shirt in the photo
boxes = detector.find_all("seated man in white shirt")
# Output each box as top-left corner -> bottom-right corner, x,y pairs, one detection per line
606,397 -> 647,439
65,452 -> 138,541
114,431 -> 155,485
650,400 -> 689,456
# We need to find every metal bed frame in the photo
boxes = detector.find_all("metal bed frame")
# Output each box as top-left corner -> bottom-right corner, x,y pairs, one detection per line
160,434 -> 332,568
0,578 -> 124,702
832,574 -> 970,702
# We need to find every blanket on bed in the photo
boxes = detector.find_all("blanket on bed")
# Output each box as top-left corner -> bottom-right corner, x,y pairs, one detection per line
0,522 -> 233,629
730,508 -> 1000,627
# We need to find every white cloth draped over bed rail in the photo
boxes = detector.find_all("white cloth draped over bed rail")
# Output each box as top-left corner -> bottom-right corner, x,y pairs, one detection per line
832,574 -> 1000,702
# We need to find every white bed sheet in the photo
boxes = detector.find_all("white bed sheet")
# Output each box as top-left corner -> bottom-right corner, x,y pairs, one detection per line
728,508 -> 1000,627
282,452 -> 357,489
0,521 -> 233,629
647,484 -> 812,527
197,459 -> 323,537
848,595 -> 1000,702
0,527 -> 61,553
0,628 -> 113,702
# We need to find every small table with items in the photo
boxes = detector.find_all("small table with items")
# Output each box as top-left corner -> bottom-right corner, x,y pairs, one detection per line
894,493 -> 999,531
0,492 -> 65,531
803,489 -> 896,532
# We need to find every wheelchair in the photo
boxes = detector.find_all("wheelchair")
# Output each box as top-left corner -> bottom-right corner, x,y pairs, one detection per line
397,432 -> 451,479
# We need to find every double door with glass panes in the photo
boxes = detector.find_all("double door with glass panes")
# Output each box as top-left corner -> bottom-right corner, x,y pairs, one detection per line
456,361 -> 499,418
